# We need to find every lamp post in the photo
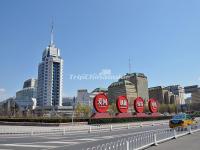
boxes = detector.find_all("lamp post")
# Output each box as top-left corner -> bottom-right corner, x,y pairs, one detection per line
71,97 -> 76,125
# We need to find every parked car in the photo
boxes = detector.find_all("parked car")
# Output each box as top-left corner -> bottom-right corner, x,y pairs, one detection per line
169,113 -> 197,128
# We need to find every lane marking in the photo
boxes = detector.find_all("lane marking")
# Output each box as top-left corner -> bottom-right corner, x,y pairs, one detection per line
44,141 -> 79,144
78,138 -> 98,141
99,136 -> 114,139
1,144 -> 57,148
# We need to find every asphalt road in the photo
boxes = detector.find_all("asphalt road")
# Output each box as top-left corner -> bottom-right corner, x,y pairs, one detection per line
0,124 -> 168,150
147,131 -> 200,150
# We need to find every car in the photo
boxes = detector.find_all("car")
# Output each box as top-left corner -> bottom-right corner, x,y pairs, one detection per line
169,113 -> 197,128
163,112 -> 170,116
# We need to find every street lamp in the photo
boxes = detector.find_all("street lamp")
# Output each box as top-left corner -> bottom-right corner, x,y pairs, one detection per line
71,96 -> 76,125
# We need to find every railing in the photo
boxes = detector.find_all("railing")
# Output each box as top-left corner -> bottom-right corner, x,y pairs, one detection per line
83,124 -> 200,150
0,120 -> 168,136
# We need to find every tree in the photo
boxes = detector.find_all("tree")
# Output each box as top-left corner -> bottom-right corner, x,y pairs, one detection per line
108,102 -> 118,115
74,103 -> 92,118
158,104 -> 177,114
159,104 -> 168,113
168,104 -> 176,114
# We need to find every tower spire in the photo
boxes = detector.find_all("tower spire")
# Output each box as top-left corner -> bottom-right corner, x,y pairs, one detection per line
50,20 -> 54,45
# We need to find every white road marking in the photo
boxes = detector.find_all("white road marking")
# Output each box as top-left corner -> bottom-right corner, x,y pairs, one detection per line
44,141 -> 79,144
1,144 -> 57,148
78,138 -> 98,141
99,136 -> 114,139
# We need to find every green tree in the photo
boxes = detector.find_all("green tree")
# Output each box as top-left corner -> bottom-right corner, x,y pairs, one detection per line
108,102 -> 118,115
158,104 -> 168,113
75,103 -> 92,118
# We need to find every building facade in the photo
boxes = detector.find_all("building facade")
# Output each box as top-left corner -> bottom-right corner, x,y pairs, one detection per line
184,85 -> 198,93
15,78 -> 37,110
108,80 -> 137,103
37,27 -> 63,107
76,89 -> 90,105
149,86 -> 179,105
62,97 -> 75,106
191,88 -> 200,104
121,73 -> 149,102
191,88 -> 200,111
165,85 -> 185,104
108,73 -> 148,104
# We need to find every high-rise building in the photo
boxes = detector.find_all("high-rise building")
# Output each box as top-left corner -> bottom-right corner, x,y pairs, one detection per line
15,78 -> 37,110
76,89 -> 90,105
37,25 -> 63,107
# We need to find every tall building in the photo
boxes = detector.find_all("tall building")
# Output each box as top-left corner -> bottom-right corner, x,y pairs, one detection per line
108,73 -> 148,104
15,78 -> 37,110
108,73 -> 148,112
108,80 -> 137,112
37,25 -> 63,107
76,89 -> 90,105
121,73 -> 149,102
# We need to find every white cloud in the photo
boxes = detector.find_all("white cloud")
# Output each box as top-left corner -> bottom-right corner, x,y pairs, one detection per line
0,88 -> 6,101
0,88 -> 6,93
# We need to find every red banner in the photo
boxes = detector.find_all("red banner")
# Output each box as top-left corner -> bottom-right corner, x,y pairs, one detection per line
93,93 -> 109,113
116,96 -> 129,113
148,98 -> 158,113
134,97 -> 144,113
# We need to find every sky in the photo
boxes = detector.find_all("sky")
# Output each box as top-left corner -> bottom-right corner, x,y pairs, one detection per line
0,0 -> 200,100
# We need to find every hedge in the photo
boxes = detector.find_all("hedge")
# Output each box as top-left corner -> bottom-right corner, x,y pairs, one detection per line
88,116 -> 172,124
0,118 -> 88,123
0,116 -> 173,124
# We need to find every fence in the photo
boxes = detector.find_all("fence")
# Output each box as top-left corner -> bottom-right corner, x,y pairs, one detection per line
0,120 -> 168,136
83,124 -> 200,150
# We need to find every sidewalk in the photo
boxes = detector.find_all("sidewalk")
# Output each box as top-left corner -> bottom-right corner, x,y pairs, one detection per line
147,131 -> 200,150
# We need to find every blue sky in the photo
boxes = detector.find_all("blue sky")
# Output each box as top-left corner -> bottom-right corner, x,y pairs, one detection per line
0,0 -> 200,100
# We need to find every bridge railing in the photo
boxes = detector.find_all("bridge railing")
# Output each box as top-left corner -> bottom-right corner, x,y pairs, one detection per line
83,124 -> 200,150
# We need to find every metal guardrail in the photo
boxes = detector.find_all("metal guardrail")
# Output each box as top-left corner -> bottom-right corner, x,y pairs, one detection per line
0,120 -> 168,136
83,124 -> 200,150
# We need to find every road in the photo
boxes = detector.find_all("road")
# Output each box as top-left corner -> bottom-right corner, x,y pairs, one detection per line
0,124 -> 168,150
147,131 -> 200,150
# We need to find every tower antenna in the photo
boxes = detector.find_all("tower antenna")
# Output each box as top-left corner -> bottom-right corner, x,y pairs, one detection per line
50,20 -> 54,45
129,57 -> 131,73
